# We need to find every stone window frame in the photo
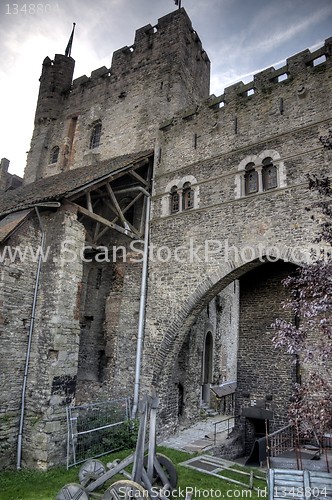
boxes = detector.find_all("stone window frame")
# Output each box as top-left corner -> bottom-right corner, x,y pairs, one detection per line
235,150 -> 286,199
89,121 -> 102,149
170,185 -> 180,214
162,175 -> 199,217
49,145 -> 60,165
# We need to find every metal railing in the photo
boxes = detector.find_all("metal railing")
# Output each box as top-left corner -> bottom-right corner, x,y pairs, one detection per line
213,414 -> 237,445
267,424 -> 294,457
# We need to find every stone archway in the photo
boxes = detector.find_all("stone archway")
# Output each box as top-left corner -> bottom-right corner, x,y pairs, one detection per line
149,251 -> 303,435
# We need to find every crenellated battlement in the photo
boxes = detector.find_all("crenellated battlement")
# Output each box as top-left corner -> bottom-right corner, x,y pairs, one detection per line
25,8 -> 210,184
35,53 -> 75,122
25,7 -> 331,186
159,36 -> 332,130
71,8 -> 209,92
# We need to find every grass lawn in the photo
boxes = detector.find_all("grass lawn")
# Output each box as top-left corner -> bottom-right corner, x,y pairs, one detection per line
0,447 -> 267,500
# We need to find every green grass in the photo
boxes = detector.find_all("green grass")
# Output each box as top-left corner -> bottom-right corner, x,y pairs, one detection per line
0,447 -> 267,500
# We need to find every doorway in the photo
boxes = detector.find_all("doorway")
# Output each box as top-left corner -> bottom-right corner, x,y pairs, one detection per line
201,331 -> 213,404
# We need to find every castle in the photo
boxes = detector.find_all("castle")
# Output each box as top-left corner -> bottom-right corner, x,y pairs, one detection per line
0,8 -> 331,468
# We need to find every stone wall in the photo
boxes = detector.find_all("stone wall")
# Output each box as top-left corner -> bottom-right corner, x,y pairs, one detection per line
0,203 -> 146,467
0,207 -> 85,467
24,9 -> 210,184
75,253 -> 143,404
0,214 -> 41,468
236,262 -> 297,454
142,37 -> 332,435
171,283 -> 239,427
0,158 -> 22,192
1,9 -> 331,468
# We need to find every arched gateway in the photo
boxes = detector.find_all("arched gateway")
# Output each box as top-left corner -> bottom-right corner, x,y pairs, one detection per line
144,252 -> 304,449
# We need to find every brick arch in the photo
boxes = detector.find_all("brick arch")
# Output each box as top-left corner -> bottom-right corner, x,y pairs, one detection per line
152,249 -> 303,386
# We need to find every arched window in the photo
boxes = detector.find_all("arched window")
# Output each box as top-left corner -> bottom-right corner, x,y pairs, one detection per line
244,162 -> 258,195
183,182 -> 194,210
49,146 -> 59,164
262,157 -> 277,190
170,186 -> 179,213
89,122 -> 102,149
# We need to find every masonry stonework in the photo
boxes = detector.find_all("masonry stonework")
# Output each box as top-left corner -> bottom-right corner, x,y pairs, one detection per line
24,9 -> 209,184
0,8 -> 331,467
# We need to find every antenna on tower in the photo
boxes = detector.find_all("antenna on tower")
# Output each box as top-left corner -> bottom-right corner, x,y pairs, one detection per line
65,23 -> 76,57
174,0 -> 182,8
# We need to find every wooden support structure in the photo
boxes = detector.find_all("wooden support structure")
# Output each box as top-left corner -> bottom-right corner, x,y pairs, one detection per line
68,201 -> 137,239
64,157 -> 152,245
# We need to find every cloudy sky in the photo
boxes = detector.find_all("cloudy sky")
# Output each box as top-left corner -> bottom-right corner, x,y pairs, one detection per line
1,0 -> 331,177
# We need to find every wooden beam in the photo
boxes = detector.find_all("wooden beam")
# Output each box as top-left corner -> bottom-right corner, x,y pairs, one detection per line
110,193 -> 142,225
94,226 -> 111,243
84,228 -> 94,244
67,160 -> 150,201
93,222 -> 101,241
86,192 -> 93,212
106,183 -> 130,229
129,169 -> 149,186
68,201 -> 137,239
121,192 -> 143,214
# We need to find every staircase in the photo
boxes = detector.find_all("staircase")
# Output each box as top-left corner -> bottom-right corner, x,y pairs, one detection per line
200,402 -> 219,417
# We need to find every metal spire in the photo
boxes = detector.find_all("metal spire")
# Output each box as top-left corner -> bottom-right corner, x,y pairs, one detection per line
65,23 -> 76,57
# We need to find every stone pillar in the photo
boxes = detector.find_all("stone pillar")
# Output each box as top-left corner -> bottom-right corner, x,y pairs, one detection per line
0,158 -> 9,191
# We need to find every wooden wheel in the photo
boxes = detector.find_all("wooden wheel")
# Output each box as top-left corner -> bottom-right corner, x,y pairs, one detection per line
102,480 -> 149,500
144,453 -> 177,489
56,482 -> 89,500
79,459 -> 106,485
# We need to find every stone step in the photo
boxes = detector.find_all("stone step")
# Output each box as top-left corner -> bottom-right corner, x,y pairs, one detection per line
200,404 -> 219,417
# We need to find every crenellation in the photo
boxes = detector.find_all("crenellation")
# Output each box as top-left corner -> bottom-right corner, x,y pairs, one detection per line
223,81 -> 245,103
206,94 -> 225,110
24,7 -> 210,184
156,37 -> 330,131
90,66 -> 109,80
71,74 -> 90,90
254,67 -> 277,89
287,49 -> 311,73
135,23 -> 154,39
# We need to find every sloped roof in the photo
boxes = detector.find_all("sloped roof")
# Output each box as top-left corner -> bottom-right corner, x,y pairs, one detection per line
0,150 -> 153,217
0,209 -> 32,244
210,381 -> 237,398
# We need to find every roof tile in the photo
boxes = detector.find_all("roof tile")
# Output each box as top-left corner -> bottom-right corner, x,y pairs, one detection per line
0,150 -> 153,216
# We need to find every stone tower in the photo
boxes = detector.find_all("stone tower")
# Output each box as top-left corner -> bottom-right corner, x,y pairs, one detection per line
24,8 -> 210,184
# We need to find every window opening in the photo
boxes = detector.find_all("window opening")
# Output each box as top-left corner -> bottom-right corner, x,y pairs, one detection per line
244,163 -> 258,194
90,122 -> 102,149
183,182 -> 194,210
170,186 -> 179,213
50,146 -> 59,164
262,157 -> 277,190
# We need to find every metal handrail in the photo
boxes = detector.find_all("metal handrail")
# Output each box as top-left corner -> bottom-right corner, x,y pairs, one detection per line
213,414 -> 238,445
